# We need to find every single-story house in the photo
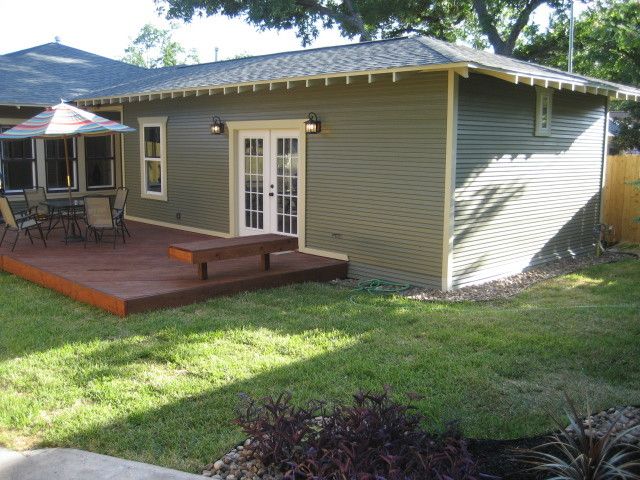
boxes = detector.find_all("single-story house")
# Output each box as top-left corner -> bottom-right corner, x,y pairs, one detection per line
1,37 -> 639,289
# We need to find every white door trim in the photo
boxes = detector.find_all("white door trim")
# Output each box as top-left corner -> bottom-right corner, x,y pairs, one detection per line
227,119 -> 306,242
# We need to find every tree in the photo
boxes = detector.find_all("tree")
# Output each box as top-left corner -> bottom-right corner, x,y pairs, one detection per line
516,0 -> 640,152
123,23 -> 199,68
156,0 -> 470,45
156,0 -> 579,56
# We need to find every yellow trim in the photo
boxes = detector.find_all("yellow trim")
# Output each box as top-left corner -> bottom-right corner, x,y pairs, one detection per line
299,247 -> 349,261
442,70 -> 459,291
137,116 -> 168,201
77,63 -> 471,105
125,214 -> 231,238
226,118 -> 307,239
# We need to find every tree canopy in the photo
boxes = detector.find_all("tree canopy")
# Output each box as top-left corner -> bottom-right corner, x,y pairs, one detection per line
516,0 -> 640,152
123,23 -> 199,68
155,0 -> 575,56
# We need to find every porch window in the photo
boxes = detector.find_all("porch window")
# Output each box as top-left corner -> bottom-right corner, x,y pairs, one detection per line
138,117 -> 167,200
0,126 -> 36,194
535,87 -> 553,136
85,135 -> 115,190
45,138 -> 78,192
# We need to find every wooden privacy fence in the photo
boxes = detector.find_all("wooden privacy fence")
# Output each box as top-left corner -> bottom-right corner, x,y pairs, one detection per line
602,155 -> 640,243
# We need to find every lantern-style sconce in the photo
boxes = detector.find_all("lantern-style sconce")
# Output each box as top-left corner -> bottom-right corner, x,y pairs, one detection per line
304,112 -> 321,134
210,115 -> 224,135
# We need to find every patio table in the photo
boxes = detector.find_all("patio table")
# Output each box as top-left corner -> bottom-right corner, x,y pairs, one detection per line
43,198 -> 85,243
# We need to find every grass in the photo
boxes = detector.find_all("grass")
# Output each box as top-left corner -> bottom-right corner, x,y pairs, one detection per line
0,260 -> 639,473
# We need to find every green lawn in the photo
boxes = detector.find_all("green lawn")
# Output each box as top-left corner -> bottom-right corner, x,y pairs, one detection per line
0,260 -> 639,473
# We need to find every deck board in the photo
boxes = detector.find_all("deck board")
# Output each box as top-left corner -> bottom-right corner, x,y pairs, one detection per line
0,221 -> 348,316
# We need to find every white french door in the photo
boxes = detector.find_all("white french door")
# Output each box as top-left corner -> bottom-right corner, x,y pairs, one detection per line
238,130 -> 300,236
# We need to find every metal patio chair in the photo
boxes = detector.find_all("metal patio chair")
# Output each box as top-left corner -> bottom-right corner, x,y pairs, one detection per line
112,187 -> 130,239
0,195 -> 47,251
84,196 -> 123,249
23,187 -> 64,238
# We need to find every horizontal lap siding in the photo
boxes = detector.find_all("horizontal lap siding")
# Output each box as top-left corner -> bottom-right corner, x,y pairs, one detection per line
453,74 -> 605,288
122,73 -> 448,287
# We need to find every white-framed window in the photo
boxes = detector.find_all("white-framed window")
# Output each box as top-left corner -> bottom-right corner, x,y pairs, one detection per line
45,137 -> 78,192
535,87 -> 553,136
85,135 -> 116,190
138,117 -> 168,200
0,126 -> 36,194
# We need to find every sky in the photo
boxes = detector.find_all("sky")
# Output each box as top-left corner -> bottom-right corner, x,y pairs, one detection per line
0,0 -> 589,62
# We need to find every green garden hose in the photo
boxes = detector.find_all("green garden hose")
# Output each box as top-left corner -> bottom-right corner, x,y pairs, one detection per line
352,279 -> 412,295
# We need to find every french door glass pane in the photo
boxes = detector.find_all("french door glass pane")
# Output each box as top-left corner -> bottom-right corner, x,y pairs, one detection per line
244,138 -> 264,230
275,137 -> 298,235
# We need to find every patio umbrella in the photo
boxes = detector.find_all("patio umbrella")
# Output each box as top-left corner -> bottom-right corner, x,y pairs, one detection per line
0,102 -> 135,199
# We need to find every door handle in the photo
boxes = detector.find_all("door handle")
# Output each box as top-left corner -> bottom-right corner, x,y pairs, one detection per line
269,192 -> 274,197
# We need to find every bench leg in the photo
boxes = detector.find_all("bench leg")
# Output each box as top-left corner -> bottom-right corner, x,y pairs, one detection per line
259,253 -> 270,271
197,262 -> 208,280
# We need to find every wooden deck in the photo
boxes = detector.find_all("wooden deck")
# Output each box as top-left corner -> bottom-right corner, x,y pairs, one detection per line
0,221 -> 348,316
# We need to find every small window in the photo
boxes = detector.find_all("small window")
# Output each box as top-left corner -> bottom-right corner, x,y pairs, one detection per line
138,117 -> 168,200
85,135 -> 115,190
0,126 -> 36,194
45,138 -> 78,192
535,88 -> 553,136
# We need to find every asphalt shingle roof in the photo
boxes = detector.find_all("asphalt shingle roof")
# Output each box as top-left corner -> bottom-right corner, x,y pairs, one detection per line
1,37 -> 639,107
0,43 -> 146,106
81,36 -> 640,101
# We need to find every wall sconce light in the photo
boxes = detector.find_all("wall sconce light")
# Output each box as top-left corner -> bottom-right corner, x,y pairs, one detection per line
304,112 -> 321,134
210,115 -> 224,135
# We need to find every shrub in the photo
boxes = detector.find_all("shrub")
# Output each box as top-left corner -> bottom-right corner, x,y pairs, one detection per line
524,395 -> 640,480
235,387 -> 478,480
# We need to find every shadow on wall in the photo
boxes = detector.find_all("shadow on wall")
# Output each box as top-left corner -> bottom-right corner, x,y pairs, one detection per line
530,193 -> 600,264
452,74 -> 606,286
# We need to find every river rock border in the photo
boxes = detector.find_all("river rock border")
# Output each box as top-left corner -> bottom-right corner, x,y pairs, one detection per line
202,406 -> 640,479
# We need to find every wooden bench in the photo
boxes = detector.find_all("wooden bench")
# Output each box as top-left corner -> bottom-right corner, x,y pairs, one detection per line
168,234 -> 299,280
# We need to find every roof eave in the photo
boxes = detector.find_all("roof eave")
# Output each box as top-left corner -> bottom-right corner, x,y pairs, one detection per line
473,66 -> 640,101
75,62 -> 471,106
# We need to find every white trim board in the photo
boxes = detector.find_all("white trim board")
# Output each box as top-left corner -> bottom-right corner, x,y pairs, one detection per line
441,70 -> 459,291
125,214 -> 232,238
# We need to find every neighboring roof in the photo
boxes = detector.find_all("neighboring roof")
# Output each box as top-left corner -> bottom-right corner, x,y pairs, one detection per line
0,43 -> 146,106
77,35 -> 640,105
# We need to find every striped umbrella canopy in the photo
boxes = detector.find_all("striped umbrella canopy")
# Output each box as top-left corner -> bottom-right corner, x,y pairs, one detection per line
0,102 -> 135,199
0,102 -> 135,139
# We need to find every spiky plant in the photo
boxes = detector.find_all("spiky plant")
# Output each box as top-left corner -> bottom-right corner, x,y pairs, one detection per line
525,396 -> 640,480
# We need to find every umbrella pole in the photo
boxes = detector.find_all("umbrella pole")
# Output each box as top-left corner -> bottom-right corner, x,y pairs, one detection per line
63,135 -> 72,201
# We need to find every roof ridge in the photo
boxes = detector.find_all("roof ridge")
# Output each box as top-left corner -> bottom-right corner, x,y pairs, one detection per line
169,36 -> 413,72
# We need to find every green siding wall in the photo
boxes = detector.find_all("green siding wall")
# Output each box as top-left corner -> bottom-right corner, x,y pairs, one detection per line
453,74 -> 605,287
122,73 -> 448,287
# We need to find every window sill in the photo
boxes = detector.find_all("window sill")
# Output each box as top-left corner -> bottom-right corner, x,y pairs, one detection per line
141,192 -> 167,201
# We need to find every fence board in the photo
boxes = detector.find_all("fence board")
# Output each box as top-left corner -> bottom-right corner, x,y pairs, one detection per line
603,155 -> 640,243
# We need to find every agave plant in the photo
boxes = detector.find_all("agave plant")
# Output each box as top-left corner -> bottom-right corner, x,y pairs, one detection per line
525,395 -> 640,480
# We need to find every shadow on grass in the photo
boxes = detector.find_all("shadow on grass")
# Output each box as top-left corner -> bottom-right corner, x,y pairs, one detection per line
1,262 -> 639,472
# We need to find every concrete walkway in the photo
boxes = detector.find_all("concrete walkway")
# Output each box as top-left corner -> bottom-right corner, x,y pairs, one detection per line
0,447 -> 204,480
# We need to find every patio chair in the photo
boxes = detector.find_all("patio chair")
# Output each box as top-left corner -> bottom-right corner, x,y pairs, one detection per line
84,196 -> 123,249
112,187 -> 130,239
24,187 -> 64,238
0,195 -> 47,251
